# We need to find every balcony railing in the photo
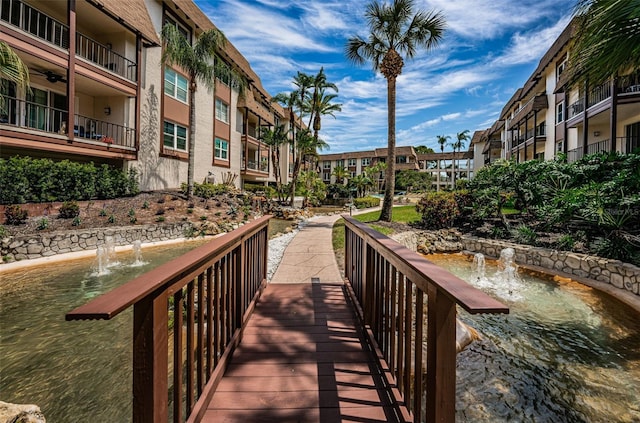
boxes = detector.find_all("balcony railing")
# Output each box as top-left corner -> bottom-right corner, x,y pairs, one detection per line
618,72 -> 640,94
568,99 -> 585,119
567,139 -> 611,163
587,82 -> 612,108
242,159 -> 268,172
74,114 -> 135,148
620,136 -> 640,154
1,0 -> 69,49
76,33 -> 137,82
343,216 -> 508,423
0,96 -> 135,149
66,216 -> 270,423
1,96 -> 67,133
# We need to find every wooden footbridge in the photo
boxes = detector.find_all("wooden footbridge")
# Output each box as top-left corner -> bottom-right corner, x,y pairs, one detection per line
67,215 -> 508,422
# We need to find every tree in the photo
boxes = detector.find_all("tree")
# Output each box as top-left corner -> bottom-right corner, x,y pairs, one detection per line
161,24 -> 243,198
349,173 -> 373,198
415,145 -> 435,154
436,135 -> 450,153
332,164 -> 349,184
347,1 -> 445,221
450,129 -> 470,188
0,41 -> 30,108
271,91 -> 299,202
309,87 -> 342,144
298,170 -> 326,207
568,0 -> 640,87
365,161 -> 387,193
259,124 -> 288,201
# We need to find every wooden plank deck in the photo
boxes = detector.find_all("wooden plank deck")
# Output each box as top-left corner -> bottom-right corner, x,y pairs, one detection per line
202,283 -> 410,423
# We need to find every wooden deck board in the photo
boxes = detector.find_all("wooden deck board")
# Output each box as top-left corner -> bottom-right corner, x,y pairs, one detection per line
202,283 -> 410,423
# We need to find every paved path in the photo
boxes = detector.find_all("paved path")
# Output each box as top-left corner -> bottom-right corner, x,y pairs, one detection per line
270,214 -> 344,284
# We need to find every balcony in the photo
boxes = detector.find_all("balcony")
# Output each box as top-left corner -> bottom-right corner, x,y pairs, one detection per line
1,0 -> 137,82
568,99 -> 585,119
241,159 -> 268,173
507,94 -> 548,130
618,72 -> 640,95
587,81 -> 611,108
567,139 -> 611,163
1,95 -> 135,149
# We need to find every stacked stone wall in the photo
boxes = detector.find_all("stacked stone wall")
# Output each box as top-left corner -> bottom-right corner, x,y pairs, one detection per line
1,223 -> 193,263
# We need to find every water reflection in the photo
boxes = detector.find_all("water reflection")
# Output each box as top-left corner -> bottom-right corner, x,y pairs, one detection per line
426,253 -> 640,422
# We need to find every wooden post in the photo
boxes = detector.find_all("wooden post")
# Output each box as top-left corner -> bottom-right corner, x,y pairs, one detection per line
133,294 -> 168,423
426,287 -> 456,423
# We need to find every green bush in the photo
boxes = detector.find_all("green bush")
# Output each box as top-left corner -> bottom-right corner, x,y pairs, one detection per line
181,182 -> 230,199
4,205 -> 28,225
0,157 -> 138,204
59,201 -> 80,219
416,192 -> 460,229
353,196 -> 380,209
244,183 -> 276,198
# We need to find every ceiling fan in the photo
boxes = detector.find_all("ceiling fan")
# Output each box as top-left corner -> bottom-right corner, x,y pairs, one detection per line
33,69 -> 67,84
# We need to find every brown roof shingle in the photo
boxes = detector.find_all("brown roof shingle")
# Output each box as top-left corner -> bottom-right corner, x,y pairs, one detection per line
98,0 -> 160,45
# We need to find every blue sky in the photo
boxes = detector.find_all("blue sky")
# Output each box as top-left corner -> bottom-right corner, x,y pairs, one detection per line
195,0 -> 576,154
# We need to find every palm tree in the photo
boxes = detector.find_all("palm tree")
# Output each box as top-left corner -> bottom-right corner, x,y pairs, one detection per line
332,165 -> 349,184
259,124 -> 288,201
568,0 -> 640,87
309,88 -> 342,143
365,161 -> 387,193
436,135 -> 450,153
0,41 -> 30,108
415,145 -> 434,154
346,0 -> 445,221
450,129 -> 470,188
161,24 -> 243,198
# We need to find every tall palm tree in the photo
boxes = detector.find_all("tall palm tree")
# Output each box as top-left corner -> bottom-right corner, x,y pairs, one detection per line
259,124 -> 288,200
161,24 -> 243,198
0,41 -> 30,108
568,0 -> 640,87
436,134 -> 450,153
271,91 -> 299,202
346,0 -> 445,221
309,88 -> 342,143
450,129 -> 470,189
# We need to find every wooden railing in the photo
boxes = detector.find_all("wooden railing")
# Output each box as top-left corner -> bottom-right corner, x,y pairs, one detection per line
66,216 -> 271,423
343,216 -> 508,423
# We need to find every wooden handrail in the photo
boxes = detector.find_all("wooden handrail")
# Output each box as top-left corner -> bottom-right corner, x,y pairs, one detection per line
66,215 -> 271,423
342,215 -> 508,423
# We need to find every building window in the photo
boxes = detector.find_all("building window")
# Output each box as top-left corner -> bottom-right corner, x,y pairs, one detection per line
350,171 -> 357,178
323,172 -> 331,181
556,55 -> 567,80
556,102 -> 564,123
215,138 -> 229,160
164,68 -> 188,102
323,161 -> 331,169
362,158 -> 370,166
396,155 -> 407,163
164,121 -> 187,151
164,16 -> 190,42
336,159 -> 344,167
347,158 -> 356,167
215,99 -> 229,123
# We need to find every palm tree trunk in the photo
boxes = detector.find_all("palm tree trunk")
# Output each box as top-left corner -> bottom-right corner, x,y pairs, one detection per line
187,81 -> 197,198
380,77 -> 396,222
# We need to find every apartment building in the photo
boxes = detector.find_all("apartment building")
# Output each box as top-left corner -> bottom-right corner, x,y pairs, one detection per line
0,0 -> 293,192
319,146 -> 472,191
483,19 -> 640,165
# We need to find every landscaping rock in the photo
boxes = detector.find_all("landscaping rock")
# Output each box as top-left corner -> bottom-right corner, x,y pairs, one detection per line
0,401 -> 46,423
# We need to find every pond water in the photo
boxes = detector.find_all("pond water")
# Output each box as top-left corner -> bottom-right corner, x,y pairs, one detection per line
427,253 -> 640,422
0,240 -> 208,422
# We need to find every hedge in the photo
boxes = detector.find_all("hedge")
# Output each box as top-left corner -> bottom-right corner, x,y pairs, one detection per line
0,156 -> 139,204
353,196 -> 380,209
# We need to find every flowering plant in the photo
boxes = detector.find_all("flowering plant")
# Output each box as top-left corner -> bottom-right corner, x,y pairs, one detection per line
102,136 -> 114,144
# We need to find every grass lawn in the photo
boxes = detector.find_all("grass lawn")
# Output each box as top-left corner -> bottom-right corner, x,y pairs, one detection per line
332,205 -> 421,251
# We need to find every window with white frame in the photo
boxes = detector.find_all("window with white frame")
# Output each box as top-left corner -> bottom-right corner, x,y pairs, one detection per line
556,102 -> 564,123
350,171 -> 356,178
323,161 -> 331,169
163,121 -> 187,151
336,159 -> 344,167
164,68 -> 188,102
362,157 -> 370,166
347,158 -> 356,167
556,55 -> 567,80
215,138 -> 229,160
323,172 -> 331,181
164,16 -> 190,42
215,99 -> 229,123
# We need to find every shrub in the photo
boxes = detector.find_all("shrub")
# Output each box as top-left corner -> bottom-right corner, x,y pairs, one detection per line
0,225 -> 7,238
182,182 -> 230,199
107,214 -> 116,224
59,201 -> 80,219
416,192 -> 460,229
244,183 -> 277,198
353,196 -> 380,209
512,224 -> 538,245
36,218 -> 49,230
72,216 -> 82,226
5,205 -> 28,225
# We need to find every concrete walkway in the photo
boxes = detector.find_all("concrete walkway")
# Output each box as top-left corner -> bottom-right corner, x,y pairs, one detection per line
270,214 -> 344,284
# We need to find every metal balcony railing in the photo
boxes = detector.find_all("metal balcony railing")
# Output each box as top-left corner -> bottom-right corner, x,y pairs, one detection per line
74,114 -> 136,148
1,0 -> 69,49
242,159 -> 268,172
618,72 -> 640,94
568,99 -> 585,119
587,82 -> 612,108
76,33 -> 137,82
